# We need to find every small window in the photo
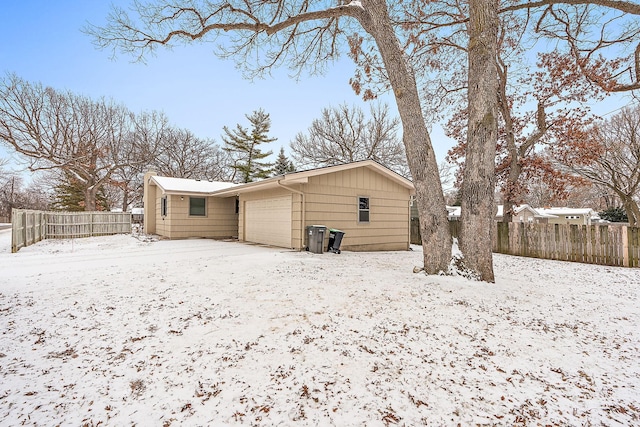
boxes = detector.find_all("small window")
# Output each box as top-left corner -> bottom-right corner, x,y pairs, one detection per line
358,197 -> 370,223
235,198 -> 239,214
189,197 -> 206,216
161,196 -> 167,217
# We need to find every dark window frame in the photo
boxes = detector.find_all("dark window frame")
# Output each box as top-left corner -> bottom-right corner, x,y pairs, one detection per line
189,196 -> 207,217
161,196 -> 168,217
358,196 -> 370,223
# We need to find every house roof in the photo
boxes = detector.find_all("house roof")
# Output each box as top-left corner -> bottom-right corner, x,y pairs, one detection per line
496,204 -> 552,218
536,207 -> 597,217
150,176 -> 238,195
211,160 -> 415,197
446,206 -> 461,217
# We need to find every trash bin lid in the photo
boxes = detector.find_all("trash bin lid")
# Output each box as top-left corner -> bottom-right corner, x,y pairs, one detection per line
329,228 -> 344,233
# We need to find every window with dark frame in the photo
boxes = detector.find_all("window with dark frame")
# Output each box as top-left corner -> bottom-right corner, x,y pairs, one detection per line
189,197 -> 206,216
161,196 -> 167,217
358,196 -> 370,223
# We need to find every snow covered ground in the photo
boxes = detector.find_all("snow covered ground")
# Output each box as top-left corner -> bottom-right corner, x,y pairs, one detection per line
0,228 -> 638,426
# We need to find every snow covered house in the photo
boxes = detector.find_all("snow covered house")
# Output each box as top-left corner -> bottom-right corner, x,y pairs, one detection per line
496,204 -> 550,223
143,160 -> 415,252
535,207 -> 599,226
143,174 -> 239,240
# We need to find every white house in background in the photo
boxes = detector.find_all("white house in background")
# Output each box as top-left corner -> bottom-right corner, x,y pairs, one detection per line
535,207 -> 600,226
446,204 -> 552,223
131,207 -> 144,223
446,205 -> 461,220
496,204 -> 554,223
446,204 -> 599,225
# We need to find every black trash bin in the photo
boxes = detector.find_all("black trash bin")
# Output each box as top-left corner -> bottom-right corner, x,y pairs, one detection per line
306,225 -> 326,254
327,229 -> 345,254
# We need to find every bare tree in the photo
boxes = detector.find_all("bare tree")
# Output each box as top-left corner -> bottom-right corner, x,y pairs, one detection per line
290,103 -> 408,176
109,110 -> 170,211
153,128 -> 217,178
0,74 -> 156,211
0,167 -> 51,218
89,0 -> 452,274
555,105 -> 640,226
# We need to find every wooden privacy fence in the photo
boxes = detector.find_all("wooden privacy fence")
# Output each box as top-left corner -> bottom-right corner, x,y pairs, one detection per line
494,222 -> 639,267
411,219 -> 639,267
10,210 -> 46,253
410,218 -> 459,245
11,209 -> 132,253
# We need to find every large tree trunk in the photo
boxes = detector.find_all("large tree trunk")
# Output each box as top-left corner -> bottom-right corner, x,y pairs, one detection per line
459,0 -> 499,282
84,186 -> 98,211
622,196 -> 640,227
121,187 -> 130,212
360,0 -> 451,274
502,156 -> 522,223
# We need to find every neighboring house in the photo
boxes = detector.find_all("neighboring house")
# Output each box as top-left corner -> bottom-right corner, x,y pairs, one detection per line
131,207 -> 144,224
496,204 -> 551,223
446,205 -> 461,221
535,207 -> 599,226
143,160 -> 415,252
445,204 -> 597,225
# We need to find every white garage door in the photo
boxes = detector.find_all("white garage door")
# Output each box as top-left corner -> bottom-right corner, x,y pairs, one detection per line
245,196 -> 292,248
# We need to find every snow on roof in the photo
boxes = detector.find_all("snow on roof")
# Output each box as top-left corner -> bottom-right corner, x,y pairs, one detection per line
495,204 -> 546,218
151,176 -> 237,194
446,205 -> 461,217
536,207 -> 596,217
131,208 -> 144,215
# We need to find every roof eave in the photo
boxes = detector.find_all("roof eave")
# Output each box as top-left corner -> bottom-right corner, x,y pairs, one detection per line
211,160 -> 415,197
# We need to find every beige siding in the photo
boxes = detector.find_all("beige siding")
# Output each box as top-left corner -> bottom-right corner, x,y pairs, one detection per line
155,193 -> 169,237
153,193 -> 237,239
143,173 -> 157,234
237,168 -> 410,251
148,164 -> 411,251
302,167 -> 410,251
546,215 -> 589,226
514,210 -> 536,223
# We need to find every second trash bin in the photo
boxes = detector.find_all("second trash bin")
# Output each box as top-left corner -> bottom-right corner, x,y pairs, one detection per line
327,229 -> 345,254
306,225 -> 326,254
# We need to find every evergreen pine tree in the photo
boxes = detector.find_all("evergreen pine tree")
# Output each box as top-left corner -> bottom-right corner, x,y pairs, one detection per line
51,175 -> 109,211
222,109 -> 276,183
599,206 -> 628,223
273,147 -> 296,176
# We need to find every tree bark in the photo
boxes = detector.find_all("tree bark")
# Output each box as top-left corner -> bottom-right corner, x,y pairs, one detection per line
620,194 -> 640,227
359,0 -> 451,273
459,0 -> 499,282
84,186 -> 98,211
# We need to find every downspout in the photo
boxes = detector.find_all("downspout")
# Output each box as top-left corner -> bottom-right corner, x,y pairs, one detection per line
277,179 -> 305,250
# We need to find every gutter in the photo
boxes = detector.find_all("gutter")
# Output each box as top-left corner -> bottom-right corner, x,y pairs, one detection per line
277,179 -> 305,250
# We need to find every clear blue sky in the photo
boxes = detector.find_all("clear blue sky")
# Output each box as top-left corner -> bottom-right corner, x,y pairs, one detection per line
0,0 -> 457,173
0,1 -> 633,175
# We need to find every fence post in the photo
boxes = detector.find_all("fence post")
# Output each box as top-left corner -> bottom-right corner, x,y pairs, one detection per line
11,209 -> 18,253
22,211 -> 27,250
622,226 -> 629,267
